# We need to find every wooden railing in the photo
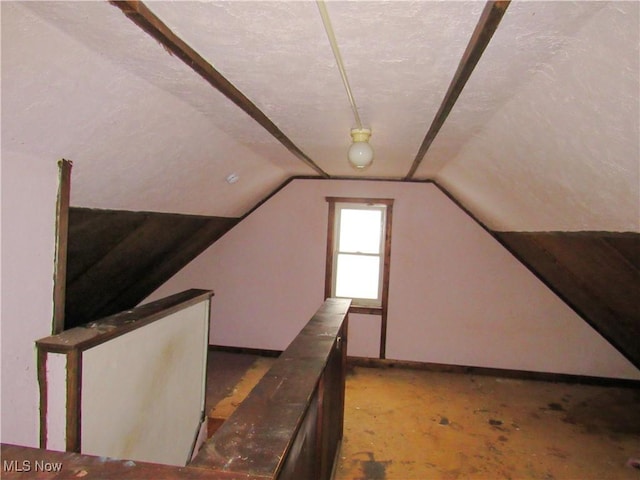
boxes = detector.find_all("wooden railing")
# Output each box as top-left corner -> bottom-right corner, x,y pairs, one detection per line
3,297 -> 350,479
192,297 -> 350,479
35,289 -> 213,466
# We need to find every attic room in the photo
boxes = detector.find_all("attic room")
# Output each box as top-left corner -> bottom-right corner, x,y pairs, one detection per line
1,0 -> 639,478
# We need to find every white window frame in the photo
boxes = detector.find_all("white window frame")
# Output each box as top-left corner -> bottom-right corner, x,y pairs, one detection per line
331,203 -> 387,307
325,197 -> 393,310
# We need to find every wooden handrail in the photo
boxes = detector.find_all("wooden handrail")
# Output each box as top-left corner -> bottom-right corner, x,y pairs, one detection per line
35,289 -> 213,454
7,297 -> 350,480
36,289 -> 213,353
192,297 -> 350,478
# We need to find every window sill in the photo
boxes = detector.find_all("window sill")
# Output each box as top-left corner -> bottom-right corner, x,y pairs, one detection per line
349,305 -> 383,315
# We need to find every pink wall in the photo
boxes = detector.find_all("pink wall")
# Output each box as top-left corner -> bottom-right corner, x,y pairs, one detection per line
149,179 -> 640,379
1,151 -> 60,446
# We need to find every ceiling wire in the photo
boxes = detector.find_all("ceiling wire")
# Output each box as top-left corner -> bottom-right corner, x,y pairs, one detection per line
316,0 -> 363,130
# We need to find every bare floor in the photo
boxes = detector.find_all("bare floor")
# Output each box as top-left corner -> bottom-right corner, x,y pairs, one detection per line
205,353 -> 640,480
336,366 -> 639,480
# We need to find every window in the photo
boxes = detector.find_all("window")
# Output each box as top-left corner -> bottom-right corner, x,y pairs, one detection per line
325,198 -> 393,309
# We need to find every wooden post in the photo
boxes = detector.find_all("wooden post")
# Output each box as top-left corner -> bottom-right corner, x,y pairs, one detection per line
52,159 -> 72,334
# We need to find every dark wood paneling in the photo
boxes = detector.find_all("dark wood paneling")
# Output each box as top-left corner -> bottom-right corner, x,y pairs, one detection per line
319,326 -> 347,480
66,209 -> 147,284
94,217 -> 237,321
495,231 -> 640,370
65,208 -> 237,329
603,234 -> 640,270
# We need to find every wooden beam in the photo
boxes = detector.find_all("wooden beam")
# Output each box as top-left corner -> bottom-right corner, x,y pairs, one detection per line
52,159 -> 72,334
379,201 -> 393,359
404,1 -> 510,180
65,349 -> 82,452
110,1 -> 329,178
37,349 -> 48,449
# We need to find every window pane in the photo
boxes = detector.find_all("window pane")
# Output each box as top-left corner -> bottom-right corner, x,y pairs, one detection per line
335,254 -> 380,299
338,209 -> 382,254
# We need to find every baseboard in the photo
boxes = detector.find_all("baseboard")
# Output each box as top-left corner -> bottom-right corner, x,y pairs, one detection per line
347,356 -> 640,388
208,344 -> 282,358
206,347 -> 639,387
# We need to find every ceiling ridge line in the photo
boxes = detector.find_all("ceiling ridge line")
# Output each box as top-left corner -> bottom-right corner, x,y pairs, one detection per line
110,0 -> 329,178
404,0 -> 510,181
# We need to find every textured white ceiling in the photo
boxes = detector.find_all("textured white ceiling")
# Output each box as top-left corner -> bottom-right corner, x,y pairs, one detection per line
147,1 -> 483,178
433,2 -> 639,231
2,1 -> 638,231
4,1 -> 312,217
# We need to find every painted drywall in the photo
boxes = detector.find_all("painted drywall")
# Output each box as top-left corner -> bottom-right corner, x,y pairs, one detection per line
5,2 -> 638,233
81,301 -> 209,466
433,3 -> 639,232
1,150 -> 59,447
148,179 -> 328,350
45,353 -> 67,452
5,2 -> 298,219
348,314 -> 382,359
149,179 -> 640,379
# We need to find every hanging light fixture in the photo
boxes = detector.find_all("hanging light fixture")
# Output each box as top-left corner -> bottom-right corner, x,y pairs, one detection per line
348,128 -> 373,169
317,0 -> 374,170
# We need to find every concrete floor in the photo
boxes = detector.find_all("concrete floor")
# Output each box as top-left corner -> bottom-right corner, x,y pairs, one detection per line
204,352 -> 640,479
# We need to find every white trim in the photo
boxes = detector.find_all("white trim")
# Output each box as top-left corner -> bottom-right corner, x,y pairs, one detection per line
331,202 -> 387,307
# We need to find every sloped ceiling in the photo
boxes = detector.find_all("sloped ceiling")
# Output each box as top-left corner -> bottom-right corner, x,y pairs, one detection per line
4,1 -> 638,232
433,2 -> 640,231
2,2 -> 639,365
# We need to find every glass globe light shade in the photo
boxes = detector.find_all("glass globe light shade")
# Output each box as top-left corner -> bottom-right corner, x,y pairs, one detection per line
348,141 -> 374,169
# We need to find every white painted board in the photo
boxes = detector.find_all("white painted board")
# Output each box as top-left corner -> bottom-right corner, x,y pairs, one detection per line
81,300 -> 209,466
46,352 -> 68,451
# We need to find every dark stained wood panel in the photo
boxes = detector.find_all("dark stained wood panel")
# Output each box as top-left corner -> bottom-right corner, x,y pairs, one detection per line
66,209 -> 147,284
65,208 -> 238,329
603,234 -> 640,271
495,231 -> 640,370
